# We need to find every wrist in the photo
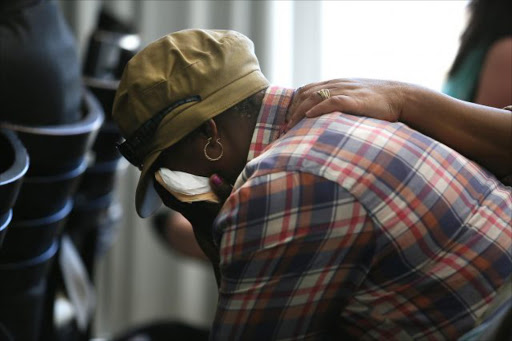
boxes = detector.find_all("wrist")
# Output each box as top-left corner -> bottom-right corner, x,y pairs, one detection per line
398,82 -> 446,128
395,81 -> 421,124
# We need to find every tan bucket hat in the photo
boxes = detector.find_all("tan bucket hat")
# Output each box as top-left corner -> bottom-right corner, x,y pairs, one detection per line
112,29 -> 269,217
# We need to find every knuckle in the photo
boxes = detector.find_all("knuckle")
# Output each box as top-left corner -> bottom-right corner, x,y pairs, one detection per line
332,96 -> 344,104
298,89 -> 309,101
295,86 -> 305,97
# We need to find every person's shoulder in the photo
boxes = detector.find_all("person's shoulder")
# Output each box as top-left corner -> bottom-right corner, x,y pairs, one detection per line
485,37 -> 512,66
244,114 -> 348,176
475,36 -> 512,107
264,113 -> 414,171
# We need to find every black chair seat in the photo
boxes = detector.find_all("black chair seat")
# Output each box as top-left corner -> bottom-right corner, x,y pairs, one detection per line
0,279 -> 47,341
0,210 -> 13,250
0,128 -> 29,216
67,192 -> 115,231
68,198 -> 122,259
83,76 -> 118,120
0,90 -> 104,177
77,158 -> 127,199
13,158 -> 87,220
0,240 -> 57,292
1,200 -> 72,262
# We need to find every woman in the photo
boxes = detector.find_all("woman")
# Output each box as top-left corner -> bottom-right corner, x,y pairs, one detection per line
443,0 -> 512,108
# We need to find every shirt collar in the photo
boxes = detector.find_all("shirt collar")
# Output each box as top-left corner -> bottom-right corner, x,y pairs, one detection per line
247,86 -> 295,161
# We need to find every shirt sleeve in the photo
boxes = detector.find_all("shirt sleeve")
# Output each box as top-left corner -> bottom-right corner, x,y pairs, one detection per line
211,171 -> 376,340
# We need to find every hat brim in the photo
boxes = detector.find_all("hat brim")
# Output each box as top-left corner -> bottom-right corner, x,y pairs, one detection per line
135,151 -> 162,218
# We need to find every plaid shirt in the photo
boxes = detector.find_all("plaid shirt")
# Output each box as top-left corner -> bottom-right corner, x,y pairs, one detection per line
211,86 -> 512,340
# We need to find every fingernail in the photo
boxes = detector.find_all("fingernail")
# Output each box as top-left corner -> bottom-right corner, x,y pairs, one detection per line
212,174 -> 222,186
305,110 -> 312,117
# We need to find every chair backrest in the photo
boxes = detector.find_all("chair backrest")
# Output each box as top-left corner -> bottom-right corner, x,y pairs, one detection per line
0,210 -> 13,249
82,76 -> 118,121
83,30 -> 140,80
0,90 -> 104,176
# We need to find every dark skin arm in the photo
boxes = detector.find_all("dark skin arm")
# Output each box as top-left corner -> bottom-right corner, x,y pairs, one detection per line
287,78 -> 512,179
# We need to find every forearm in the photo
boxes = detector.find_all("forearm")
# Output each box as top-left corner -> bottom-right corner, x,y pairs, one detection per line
401,84 -> 512,178
163,212 -> 209,261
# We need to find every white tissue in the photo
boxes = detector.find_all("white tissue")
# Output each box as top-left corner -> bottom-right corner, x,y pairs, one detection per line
157,168 -> 212,195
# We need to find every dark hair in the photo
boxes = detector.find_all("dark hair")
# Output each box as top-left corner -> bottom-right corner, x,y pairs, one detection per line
448,0 -> 512,76
154,88 -> 266,167
220,88 -> 266,122
179,89 -> 265,141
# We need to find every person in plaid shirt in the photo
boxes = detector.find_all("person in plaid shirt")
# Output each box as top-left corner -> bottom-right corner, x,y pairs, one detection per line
113,29 -> 511,340
208,85 -> 511,340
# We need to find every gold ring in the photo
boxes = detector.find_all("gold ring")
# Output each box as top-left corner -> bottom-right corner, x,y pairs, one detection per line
316,89 -> 331,100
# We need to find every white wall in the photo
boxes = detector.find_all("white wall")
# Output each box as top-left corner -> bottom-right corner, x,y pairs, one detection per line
320,1 -> 469,91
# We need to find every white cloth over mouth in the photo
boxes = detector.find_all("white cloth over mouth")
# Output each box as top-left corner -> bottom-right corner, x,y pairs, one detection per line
155,168 -> 220,203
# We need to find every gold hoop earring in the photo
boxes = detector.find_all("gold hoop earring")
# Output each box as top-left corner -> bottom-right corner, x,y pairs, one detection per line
204,137 -> 223,161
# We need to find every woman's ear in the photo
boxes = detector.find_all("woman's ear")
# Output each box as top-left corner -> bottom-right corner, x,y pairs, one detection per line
199,119 -> 219,139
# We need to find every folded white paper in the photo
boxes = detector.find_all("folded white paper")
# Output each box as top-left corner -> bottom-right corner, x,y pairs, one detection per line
155,168 -> 220,203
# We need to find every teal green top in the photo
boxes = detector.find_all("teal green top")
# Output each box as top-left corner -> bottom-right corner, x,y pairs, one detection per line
442,45 -> 489,102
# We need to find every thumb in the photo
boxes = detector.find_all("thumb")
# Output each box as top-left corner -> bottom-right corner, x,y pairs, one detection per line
210,174 -> 232,202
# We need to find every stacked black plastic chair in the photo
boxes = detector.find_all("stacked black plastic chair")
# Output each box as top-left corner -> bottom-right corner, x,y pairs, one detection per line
0,91 -> 102,340
0,128 -> 29,340
72,8 -> 139,274
51,9 -> 140,341
0,129 -> 28,248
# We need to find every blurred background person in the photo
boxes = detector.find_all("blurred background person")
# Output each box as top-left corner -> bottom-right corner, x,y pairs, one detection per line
443,0 -> 512,108
152,211 -> 208,261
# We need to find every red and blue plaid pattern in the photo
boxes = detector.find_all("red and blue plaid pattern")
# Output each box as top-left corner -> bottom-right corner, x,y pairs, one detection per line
211,86 -> 512,340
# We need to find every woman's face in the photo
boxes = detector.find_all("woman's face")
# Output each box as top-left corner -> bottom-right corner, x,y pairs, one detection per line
154,126 -> 229,227
154,115 -> 256,240
158,118 -> 250,186
159,133 -> 214,177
